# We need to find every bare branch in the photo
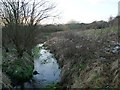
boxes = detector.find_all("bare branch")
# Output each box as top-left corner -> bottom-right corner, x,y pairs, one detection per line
1,0 -> 57,57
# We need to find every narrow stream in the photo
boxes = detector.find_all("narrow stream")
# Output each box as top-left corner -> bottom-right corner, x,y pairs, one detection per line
14,44 -> 61,89
30,44 -> 61,88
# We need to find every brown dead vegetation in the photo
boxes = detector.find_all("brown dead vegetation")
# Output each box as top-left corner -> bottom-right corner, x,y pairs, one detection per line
45,28 -> 119,88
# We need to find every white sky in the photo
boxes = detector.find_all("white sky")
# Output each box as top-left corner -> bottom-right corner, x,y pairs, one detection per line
48,0 -> 119,24
17,0 -> 120,24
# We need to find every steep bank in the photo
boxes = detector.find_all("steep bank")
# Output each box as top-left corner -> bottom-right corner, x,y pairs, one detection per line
2,45 -> 34,89
45,28 -> 119,88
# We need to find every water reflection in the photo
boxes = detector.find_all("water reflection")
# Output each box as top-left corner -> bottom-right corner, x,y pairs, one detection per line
26,44 -> 60,88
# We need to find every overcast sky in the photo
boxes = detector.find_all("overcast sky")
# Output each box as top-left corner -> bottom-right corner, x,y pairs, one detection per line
48,0 -> 119,24
2,0 -> 118,24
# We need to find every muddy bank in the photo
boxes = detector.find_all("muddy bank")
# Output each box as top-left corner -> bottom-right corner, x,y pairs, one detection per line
45,30 -> 119,88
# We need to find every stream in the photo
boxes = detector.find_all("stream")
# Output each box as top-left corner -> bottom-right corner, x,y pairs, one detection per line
14,44 -> 61,89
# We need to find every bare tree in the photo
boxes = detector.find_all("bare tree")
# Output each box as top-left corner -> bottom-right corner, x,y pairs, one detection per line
1,0 -> 56,57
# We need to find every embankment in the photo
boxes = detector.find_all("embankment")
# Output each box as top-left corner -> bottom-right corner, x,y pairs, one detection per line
2,46 -> 34,89
45,29 -> 119,88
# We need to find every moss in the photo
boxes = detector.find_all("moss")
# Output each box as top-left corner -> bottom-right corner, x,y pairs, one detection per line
3,51 -> 34,85
10,61 -> 32,83
32,45 -> 41,58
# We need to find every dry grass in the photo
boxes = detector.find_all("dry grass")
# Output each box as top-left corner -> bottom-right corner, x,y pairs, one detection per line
45,27 -> 119,88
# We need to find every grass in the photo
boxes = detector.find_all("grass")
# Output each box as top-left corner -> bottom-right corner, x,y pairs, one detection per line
73,63 -> 87,70
2,46 -> 34,85
32,45 -> 41,58
82,26 -> 118,37
78,64 -> 87,70
46,26 -> 119,88
42,83 -> 59,90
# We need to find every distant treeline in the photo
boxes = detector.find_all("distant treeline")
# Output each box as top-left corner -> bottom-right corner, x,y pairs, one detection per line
65,16 -> 119,30
38,16 -> 119,31
38,24 -> 65,33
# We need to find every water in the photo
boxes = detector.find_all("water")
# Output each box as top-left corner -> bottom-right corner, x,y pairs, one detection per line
23,44 -> 61,88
